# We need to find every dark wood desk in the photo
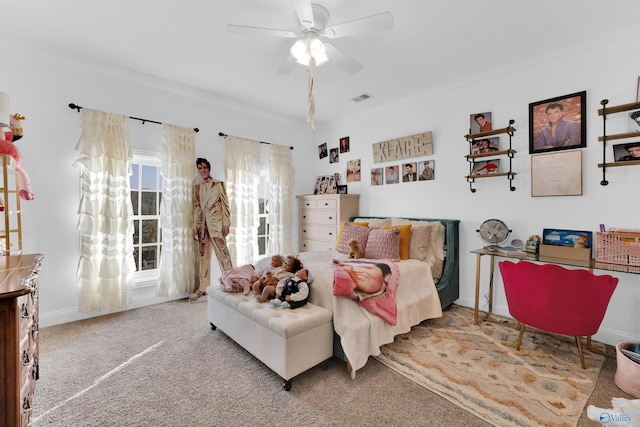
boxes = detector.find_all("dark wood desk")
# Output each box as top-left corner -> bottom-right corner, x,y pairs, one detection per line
471,248 -> 640,325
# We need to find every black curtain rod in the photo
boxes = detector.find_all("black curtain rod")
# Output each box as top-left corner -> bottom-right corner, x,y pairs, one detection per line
218,132 -> 293,150
68,103 -> 199,132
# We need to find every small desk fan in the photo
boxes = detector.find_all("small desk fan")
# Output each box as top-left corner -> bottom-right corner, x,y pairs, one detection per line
477,219 -> 511,246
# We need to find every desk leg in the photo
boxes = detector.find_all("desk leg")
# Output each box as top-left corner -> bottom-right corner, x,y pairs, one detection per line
474,253 -> 482,325
487,254 -> 495,319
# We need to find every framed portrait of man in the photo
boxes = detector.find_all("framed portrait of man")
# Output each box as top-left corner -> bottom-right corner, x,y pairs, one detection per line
470,112 -> 492,134
529,91 -> 586,154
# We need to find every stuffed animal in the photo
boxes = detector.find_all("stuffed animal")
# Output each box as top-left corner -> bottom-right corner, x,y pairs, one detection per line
0,113 -> 34,200
348,238 -> 363,259
573,236 -> 588,248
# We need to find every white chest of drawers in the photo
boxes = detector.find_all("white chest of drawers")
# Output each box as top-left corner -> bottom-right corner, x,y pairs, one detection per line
297,194 -> 359,252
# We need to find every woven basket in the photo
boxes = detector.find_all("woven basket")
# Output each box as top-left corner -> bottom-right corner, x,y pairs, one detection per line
615,341 -> 640,398
596,232 -> 640,266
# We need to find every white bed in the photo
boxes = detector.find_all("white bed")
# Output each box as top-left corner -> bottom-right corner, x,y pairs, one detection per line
297,250 -> 443,378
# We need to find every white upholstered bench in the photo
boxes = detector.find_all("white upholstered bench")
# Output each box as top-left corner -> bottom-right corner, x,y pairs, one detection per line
207,285 -> 334,390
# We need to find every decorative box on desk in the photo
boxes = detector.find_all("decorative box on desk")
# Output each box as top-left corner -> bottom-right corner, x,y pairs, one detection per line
596,231 -> 640,266
539,244 -> 591,262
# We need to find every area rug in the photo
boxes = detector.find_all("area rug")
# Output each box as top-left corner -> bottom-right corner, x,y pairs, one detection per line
374,304 -> 605,427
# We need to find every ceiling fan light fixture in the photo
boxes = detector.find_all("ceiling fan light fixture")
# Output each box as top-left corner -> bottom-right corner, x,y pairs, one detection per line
290,36 -> 330,68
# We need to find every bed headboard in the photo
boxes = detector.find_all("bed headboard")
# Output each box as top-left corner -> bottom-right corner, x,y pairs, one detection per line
348,216 -> 460,309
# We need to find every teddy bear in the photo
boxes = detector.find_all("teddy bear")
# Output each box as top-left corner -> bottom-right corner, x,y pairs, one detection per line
0,112 -> 34,201
348,238 -> 363,259
573,235 -> 588,248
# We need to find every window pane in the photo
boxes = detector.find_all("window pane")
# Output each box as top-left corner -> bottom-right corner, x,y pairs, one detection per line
133,220 -> 140,244
131,190 -> 139,215
130,164 -> 139,190
141,165 -> 158,190
258,236 -> 266,255
141,219 -> 158,244
141,192 -> 157,215
258,217 -> 266,235
133,248 -> 139,271
141,246 -> 157,270
259,198 -> 265,214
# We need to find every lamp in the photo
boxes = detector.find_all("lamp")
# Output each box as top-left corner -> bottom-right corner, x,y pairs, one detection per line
290,36 -> 330,67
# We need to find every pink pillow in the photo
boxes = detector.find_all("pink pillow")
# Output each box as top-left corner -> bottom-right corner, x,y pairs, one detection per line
337,223 -> 371,254
364,228 -> 400,261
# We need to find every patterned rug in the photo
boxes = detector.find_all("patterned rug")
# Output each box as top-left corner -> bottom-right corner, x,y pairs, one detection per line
374,304 -> 605,427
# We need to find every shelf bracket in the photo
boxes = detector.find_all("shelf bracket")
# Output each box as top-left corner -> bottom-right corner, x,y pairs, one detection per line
600,99 -> 609,186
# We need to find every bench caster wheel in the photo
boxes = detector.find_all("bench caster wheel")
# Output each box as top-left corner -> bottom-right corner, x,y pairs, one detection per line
210,322 -> 216,331
283,380 -> 292,391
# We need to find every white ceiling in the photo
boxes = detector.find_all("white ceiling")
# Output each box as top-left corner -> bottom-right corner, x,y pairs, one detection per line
2,0 -> 640,126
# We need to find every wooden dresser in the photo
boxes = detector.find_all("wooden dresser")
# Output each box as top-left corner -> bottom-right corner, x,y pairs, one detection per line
0,254 -> 45,427
297,194 -> 359,252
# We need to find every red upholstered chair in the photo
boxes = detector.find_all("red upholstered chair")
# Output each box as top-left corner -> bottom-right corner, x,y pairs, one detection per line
498,260 -> 618,368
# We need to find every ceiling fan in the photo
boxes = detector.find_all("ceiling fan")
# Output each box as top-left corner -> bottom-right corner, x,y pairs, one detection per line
227,0 -> 394,75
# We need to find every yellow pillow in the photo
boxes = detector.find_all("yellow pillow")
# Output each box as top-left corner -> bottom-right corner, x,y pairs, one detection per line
335,221 -> 368,250
381,224 -> 412,259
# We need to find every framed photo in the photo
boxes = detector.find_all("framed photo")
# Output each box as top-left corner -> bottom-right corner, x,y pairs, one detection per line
418,160 -> 434,181
531,150 -> 582,197
472,137 -> 499,154
529,91 -> 586,154
339,137 -> 350,153
629,111 -> 640,132
402,162 -> 417,182
346,159 -> 361,182
472,159 -> 500,175
470,112 -> 492,134
613,142 -> 640,162
385,165 -> 399,184
329,148 -> 339,163
370,168 -> 383,186
314,175 -> 335,194
318,142 -> 328,159
337,185 -> 348,194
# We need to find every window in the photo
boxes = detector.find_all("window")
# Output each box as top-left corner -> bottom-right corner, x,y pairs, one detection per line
257,147 -> 270,256
257,187 -> 269,256
130,152 -> 162,278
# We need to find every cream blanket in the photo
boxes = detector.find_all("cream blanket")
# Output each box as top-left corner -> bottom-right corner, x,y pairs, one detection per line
298,250 -> 443,378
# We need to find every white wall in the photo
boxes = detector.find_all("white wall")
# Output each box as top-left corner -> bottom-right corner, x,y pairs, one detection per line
2,23 -> 638,346
1,34 -> 316,326
312,24 -> 640,346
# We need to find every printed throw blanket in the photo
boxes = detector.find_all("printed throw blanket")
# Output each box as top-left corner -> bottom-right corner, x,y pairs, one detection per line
332,259 -> 400,325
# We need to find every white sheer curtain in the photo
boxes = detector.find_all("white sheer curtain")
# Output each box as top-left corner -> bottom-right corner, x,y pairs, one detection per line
156,124 -> 197,296
266,143 -> 294,255
73,108 -> 135,314
225,136 -> 261,266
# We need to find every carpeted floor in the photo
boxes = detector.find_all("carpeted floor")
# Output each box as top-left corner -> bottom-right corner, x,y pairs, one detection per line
30,300 -> 631,426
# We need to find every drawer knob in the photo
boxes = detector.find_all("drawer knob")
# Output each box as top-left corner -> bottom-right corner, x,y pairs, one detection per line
328,216 -> 333,220
22,350 -> 31,365
302,230 -> 306,233
329,232 -> 333,235
22,397 -> 32,412
324,203 -> 329,206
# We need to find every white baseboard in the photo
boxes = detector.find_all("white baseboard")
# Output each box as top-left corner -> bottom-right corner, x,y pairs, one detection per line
454,296 -> 637,348
38,291 -> 187,328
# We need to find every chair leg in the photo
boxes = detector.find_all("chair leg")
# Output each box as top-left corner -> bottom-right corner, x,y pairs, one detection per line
516,323 -> 525,350
575,336 -> 586,369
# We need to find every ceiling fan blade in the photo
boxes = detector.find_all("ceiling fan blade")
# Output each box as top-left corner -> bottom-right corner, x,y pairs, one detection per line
227,24 -> 297,38
324,43 -> 362,75
293,0 -> 314,29
323,12 -> 394,38
276,55 -> 297,74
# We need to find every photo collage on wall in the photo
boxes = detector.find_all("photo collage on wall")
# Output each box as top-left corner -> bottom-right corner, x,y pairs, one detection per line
316,136 -> 357,194
374,159 -> 435,186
